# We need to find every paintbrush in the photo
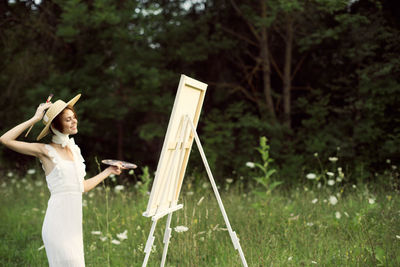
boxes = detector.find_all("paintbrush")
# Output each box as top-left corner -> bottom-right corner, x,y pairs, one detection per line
25,94 -> 54,137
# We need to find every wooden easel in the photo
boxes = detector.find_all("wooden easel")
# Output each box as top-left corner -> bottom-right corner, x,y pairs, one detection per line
141,115 -> 248,267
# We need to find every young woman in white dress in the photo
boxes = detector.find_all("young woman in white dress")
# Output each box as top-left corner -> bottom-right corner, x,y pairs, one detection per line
0,94 -> 122,267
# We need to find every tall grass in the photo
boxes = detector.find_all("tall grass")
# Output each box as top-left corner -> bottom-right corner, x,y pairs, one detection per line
1,167 -> 399,266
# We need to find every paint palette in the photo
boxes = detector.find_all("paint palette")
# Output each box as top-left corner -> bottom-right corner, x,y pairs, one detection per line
102,159 -> 137,169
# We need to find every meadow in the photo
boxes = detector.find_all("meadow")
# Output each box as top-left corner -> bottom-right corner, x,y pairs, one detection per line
1,163 -> 399,267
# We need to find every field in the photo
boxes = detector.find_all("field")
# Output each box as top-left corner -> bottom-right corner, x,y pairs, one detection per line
1,169 -> 399,267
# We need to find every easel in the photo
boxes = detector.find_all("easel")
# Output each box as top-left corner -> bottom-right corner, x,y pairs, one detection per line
142,115 -> 248,267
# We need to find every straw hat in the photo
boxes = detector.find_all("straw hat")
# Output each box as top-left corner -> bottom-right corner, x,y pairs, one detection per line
36,94 -> 81,141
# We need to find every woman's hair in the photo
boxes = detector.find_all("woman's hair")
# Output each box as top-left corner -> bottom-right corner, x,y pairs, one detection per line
50,106 -> 78,134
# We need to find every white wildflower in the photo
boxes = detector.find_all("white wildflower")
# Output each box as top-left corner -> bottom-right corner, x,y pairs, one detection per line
317,182 -> 321,189
288,256 -> 293,261
314,152 -> 318,157
1,182 -> 6,188
386,159 -> 391,164
368,198 -> 375,204
202,182 -> 209,189
117,230 -> 128,241
306,222 -> 314,226
91,231 -> 101,235
109,174 -> 116,178
396,235 -> 400,239
311,261 -> 317,264
344,212 -> 349,217
88,192 -> 95,198
336,177 -> 342,182
326,172 -> 334,177
246,162 -> 255,168
329,196 -> 338,205
35,180 -> 43,187
226,178 -> 233,184
335,211 -> 341,219
329,157 -> 338,162
174,226 -> 189,233
82,200 -> 87,207
114,185 -> 124,193
312,198 -> 318,204
327,180 -> 335,186
27,169 -> 36,175
100,236 -> 107,242
38,245 -> 45,251
352,184 -> 357,189
128,169 -> 134,175
186,191 -> 194,196
392,165 -> 397,170
111,239 -> 121,245
306,173 -> 316,180
7,171 -> 13,177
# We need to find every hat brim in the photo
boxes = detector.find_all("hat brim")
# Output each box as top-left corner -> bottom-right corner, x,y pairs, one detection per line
36,94 -> 81,141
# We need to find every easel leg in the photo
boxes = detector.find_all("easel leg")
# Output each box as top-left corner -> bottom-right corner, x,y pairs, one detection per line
160,212 -> 173,267
142,219 -> 158,267
187,116 -> 249,267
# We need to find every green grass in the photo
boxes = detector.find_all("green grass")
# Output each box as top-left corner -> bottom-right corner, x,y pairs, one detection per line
1,173 -> 399,266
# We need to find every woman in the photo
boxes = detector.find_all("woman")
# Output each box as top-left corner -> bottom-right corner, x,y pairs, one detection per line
0,94 -> 121,266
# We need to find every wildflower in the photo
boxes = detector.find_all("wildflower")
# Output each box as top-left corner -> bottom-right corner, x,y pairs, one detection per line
91,231 -> 101,235
368,198 -> 375,204
337,146 -> 340,151
344,212 -> 349,217
27,169 -> 36,175
306,173 -> 316,180
386,159 -> 391,164
38,245 -> 45,251
245,162 -> 255,168
329,196 -> 338,205
306,222 -> 314,226
329,157 -> 338,162
352,184 -> 357,189
338,167 -> 342,172
1,182 -> 6,188
129,169 -> 134,175
336,177 -> 342,182
226,178 -> 233,184
174,226 -> 189,233
314,152 -> 318,157
202,183 -> 209,189
35,180 -> 43,187
82,200 -> 87,207
288,256 -> 293,261
326,172 -> 334,177
317,182 -> 321,189
327,180 -> 335,186
117,230 -> 128,241
186,191 -> 194,196
288,215 -> 299,221
396,235 -> 400,239
114,185 -> 124,193
392,165 -> 397,170
100,236 -> 107,242
311,198 -> 318,204
111,239 -> 121,245
335,211 -> 341,219
311,261 -> 317,264
7,171 -> 13,177
88,192 -> 95,198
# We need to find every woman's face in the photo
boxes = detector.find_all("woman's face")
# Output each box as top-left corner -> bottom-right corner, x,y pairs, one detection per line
60,109 -> 78,135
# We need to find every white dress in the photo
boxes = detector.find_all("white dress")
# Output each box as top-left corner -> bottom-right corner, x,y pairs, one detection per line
40,144 -> 86,267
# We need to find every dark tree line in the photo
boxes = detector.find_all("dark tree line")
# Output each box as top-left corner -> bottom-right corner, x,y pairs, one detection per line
1,0 -> 399,183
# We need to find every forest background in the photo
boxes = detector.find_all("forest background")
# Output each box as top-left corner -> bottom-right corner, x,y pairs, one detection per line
1,0 -> 399,185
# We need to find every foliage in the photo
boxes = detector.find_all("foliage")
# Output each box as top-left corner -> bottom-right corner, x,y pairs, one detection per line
252,136 -> 282,195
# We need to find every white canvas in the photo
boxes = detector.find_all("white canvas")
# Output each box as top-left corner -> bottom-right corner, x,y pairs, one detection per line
143,74 -> 207,218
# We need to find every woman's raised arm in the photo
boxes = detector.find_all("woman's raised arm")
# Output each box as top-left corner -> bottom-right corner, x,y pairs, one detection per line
0,102 -> 52,157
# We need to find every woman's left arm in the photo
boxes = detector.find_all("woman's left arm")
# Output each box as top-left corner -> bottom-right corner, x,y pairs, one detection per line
83,166 -> 122,192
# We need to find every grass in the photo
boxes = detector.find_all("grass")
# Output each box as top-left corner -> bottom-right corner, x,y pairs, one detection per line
0,171 -> 400,267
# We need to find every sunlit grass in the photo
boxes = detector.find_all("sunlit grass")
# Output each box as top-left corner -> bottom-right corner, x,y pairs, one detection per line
1,170 -> 400,266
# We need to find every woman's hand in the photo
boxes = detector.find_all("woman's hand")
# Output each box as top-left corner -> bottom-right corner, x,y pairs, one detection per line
106,165 -> 125,176
32,102 -> 52,122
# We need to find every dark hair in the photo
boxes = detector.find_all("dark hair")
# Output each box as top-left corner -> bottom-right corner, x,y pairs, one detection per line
51,106 -> 78,134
